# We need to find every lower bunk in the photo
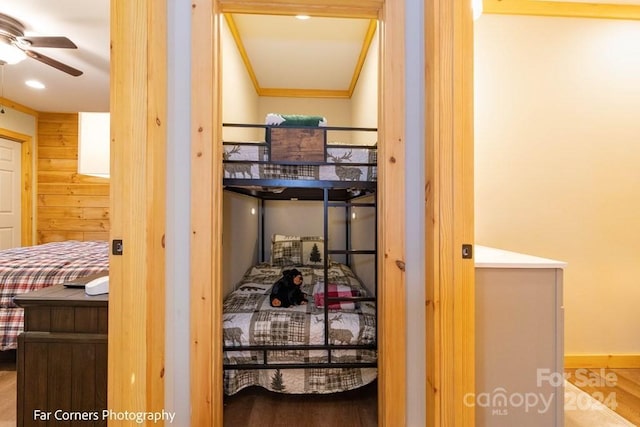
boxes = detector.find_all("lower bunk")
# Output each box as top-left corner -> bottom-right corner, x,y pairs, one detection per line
223,262 -> 377,395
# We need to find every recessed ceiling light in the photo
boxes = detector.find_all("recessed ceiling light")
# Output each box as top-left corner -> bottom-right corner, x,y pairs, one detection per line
296,15 -> 310,20
25,80 -> 45,89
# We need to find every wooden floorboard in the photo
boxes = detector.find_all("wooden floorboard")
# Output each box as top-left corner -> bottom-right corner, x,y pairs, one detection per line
2,364 -> 638,425
566,368 -> 640,425
223,380 -> 378,427
0,362 -> 17,427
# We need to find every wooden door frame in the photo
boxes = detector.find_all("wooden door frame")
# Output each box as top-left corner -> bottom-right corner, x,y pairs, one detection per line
425,0 -> 475,425
190,0 -> 407,425
108,0 -> 475,425
108,1 -> 167,422
0,128 -> 34,246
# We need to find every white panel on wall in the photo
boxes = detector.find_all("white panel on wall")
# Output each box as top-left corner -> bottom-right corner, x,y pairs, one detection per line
475,14 -> 640,354
350,194 -> 376,293
263,200 -> 347,264
223,191 -> 260,296
351,26 -> 379,146
221,17 -> 261,141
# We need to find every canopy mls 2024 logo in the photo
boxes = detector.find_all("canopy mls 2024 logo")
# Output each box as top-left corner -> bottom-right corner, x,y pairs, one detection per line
464,368 -> 618,416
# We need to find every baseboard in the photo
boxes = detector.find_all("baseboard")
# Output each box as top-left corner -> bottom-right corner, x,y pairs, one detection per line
565,354 -> 640,369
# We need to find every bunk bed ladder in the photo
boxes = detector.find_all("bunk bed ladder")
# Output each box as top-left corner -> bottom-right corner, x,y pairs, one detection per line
323,188 -> 331,363
322,187 -> 378,366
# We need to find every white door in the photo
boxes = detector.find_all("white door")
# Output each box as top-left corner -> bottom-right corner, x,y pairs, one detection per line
0,137 -> 21,249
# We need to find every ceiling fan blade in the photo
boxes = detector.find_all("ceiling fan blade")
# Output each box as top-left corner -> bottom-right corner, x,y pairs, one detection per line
18,36 -> 77,49
24,50 -> 83,77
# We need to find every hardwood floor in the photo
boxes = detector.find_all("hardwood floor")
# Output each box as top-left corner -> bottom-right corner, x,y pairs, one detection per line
566,368 -> 640,425
223,381 -> 378,427
1,364 -> 638,426
0,361 -> 17,427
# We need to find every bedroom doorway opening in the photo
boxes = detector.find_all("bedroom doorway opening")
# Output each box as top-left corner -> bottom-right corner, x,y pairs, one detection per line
0,137 -> 21,249
189,0 -> 407,425
219,11 -> 381,418
0,129 -> 33,248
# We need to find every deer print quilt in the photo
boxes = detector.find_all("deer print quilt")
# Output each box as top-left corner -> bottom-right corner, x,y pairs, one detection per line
223,144 -> 377,182
223,263 -> 377,395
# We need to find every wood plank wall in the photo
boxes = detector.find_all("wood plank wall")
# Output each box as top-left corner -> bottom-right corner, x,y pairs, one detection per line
37,113 -> 110,243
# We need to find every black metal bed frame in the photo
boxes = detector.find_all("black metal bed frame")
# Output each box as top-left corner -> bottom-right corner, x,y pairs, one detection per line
222,122 -> 379,370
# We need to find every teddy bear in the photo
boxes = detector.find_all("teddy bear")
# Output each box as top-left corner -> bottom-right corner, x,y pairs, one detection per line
270,268 -> 308,308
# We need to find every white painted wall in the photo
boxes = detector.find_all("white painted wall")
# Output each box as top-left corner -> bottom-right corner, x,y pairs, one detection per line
258,97 -> 353,143
405,1 -> 426,424
475,14 -> 640,354
0,107 -> 37,136
350,194 -> 377,294
165,0 -> 191,424
262,200 -> 347,265
221,17 -> 261,141
350,25 -> 379,146
223,191 -> 259,295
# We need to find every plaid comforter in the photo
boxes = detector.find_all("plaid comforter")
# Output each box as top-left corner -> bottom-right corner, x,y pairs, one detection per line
0,240 -> 109,350
223,144 -> 377,182
223,262 -> 377,395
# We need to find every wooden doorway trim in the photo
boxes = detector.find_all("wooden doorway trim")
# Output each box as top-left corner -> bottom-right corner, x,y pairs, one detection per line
425,0 -> 475,425
0,128 -> 34,246
108,0 -> 167,421
190,0 -> 407,426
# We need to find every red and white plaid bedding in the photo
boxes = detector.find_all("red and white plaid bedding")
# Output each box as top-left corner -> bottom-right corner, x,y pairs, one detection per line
0,240 -> 109,351
313,282 -> 362,310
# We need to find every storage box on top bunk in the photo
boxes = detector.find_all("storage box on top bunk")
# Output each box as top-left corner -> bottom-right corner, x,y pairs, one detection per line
269,127 -> 326,163
265,113 -> 327,163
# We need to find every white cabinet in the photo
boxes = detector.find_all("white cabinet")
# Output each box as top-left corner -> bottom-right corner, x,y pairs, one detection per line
475,246 -> 565,427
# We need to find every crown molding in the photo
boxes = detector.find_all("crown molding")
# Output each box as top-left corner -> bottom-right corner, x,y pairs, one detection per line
484,0 -> 640,20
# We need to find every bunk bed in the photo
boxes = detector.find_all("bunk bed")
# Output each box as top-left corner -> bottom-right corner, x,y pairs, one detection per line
0,240 -> 110,352
222,116 -> 378,395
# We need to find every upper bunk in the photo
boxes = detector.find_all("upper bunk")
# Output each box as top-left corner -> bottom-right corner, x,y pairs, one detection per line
222,114 -> 377,201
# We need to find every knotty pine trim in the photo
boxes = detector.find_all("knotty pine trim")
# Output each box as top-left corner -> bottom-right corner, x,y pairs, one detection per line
218,0 -> 382,18
191,1 -> 222,426
193,1 -> 408,426
108,1 -> 167,424
0,97 -> 38,117
483,0 -> 640,21
377,1 -> 407,425
347,19 -> 378,97
566,355 -> 640,369
425,0 -> 475,425
223,14 -> 376,99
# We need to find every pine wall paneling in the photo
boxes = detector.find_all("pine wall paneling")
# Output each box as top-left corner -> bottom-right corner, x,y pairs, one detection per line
37,113 -> 109,243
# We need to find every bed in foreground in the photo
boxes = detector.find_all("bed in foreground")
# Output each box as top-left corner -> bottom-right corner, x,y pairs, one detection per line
0,240 -> 109,351
223,262 -> 377,395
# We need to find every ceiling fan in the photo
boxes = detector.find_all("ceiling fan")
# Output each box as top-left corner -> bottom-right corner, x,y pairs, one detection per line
0,13 -> 82,77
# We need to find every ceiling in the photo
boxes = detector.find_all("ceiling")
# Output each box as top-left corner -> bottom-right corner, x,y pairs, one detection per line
0,1 -> 373,113
227,14 -> 375,98
0,0 -> 110,113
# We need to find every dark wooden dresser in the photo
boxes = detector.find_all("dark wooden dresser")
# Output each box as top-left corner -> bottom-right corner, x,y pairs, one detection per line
14,284 -> 108,427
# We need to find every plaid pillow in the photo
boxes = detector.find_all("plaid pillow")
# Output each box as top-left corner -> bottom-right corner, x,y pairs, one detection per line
270,236 -> 302,266
270,235 -> 326,267
301,236 -> 324,267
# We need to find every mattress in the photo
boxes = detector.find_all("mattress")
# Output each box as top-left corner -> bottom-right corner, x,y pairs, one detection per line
223,262 -> 377,395
223,144 -> 377,183
0,240 -> 109,351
